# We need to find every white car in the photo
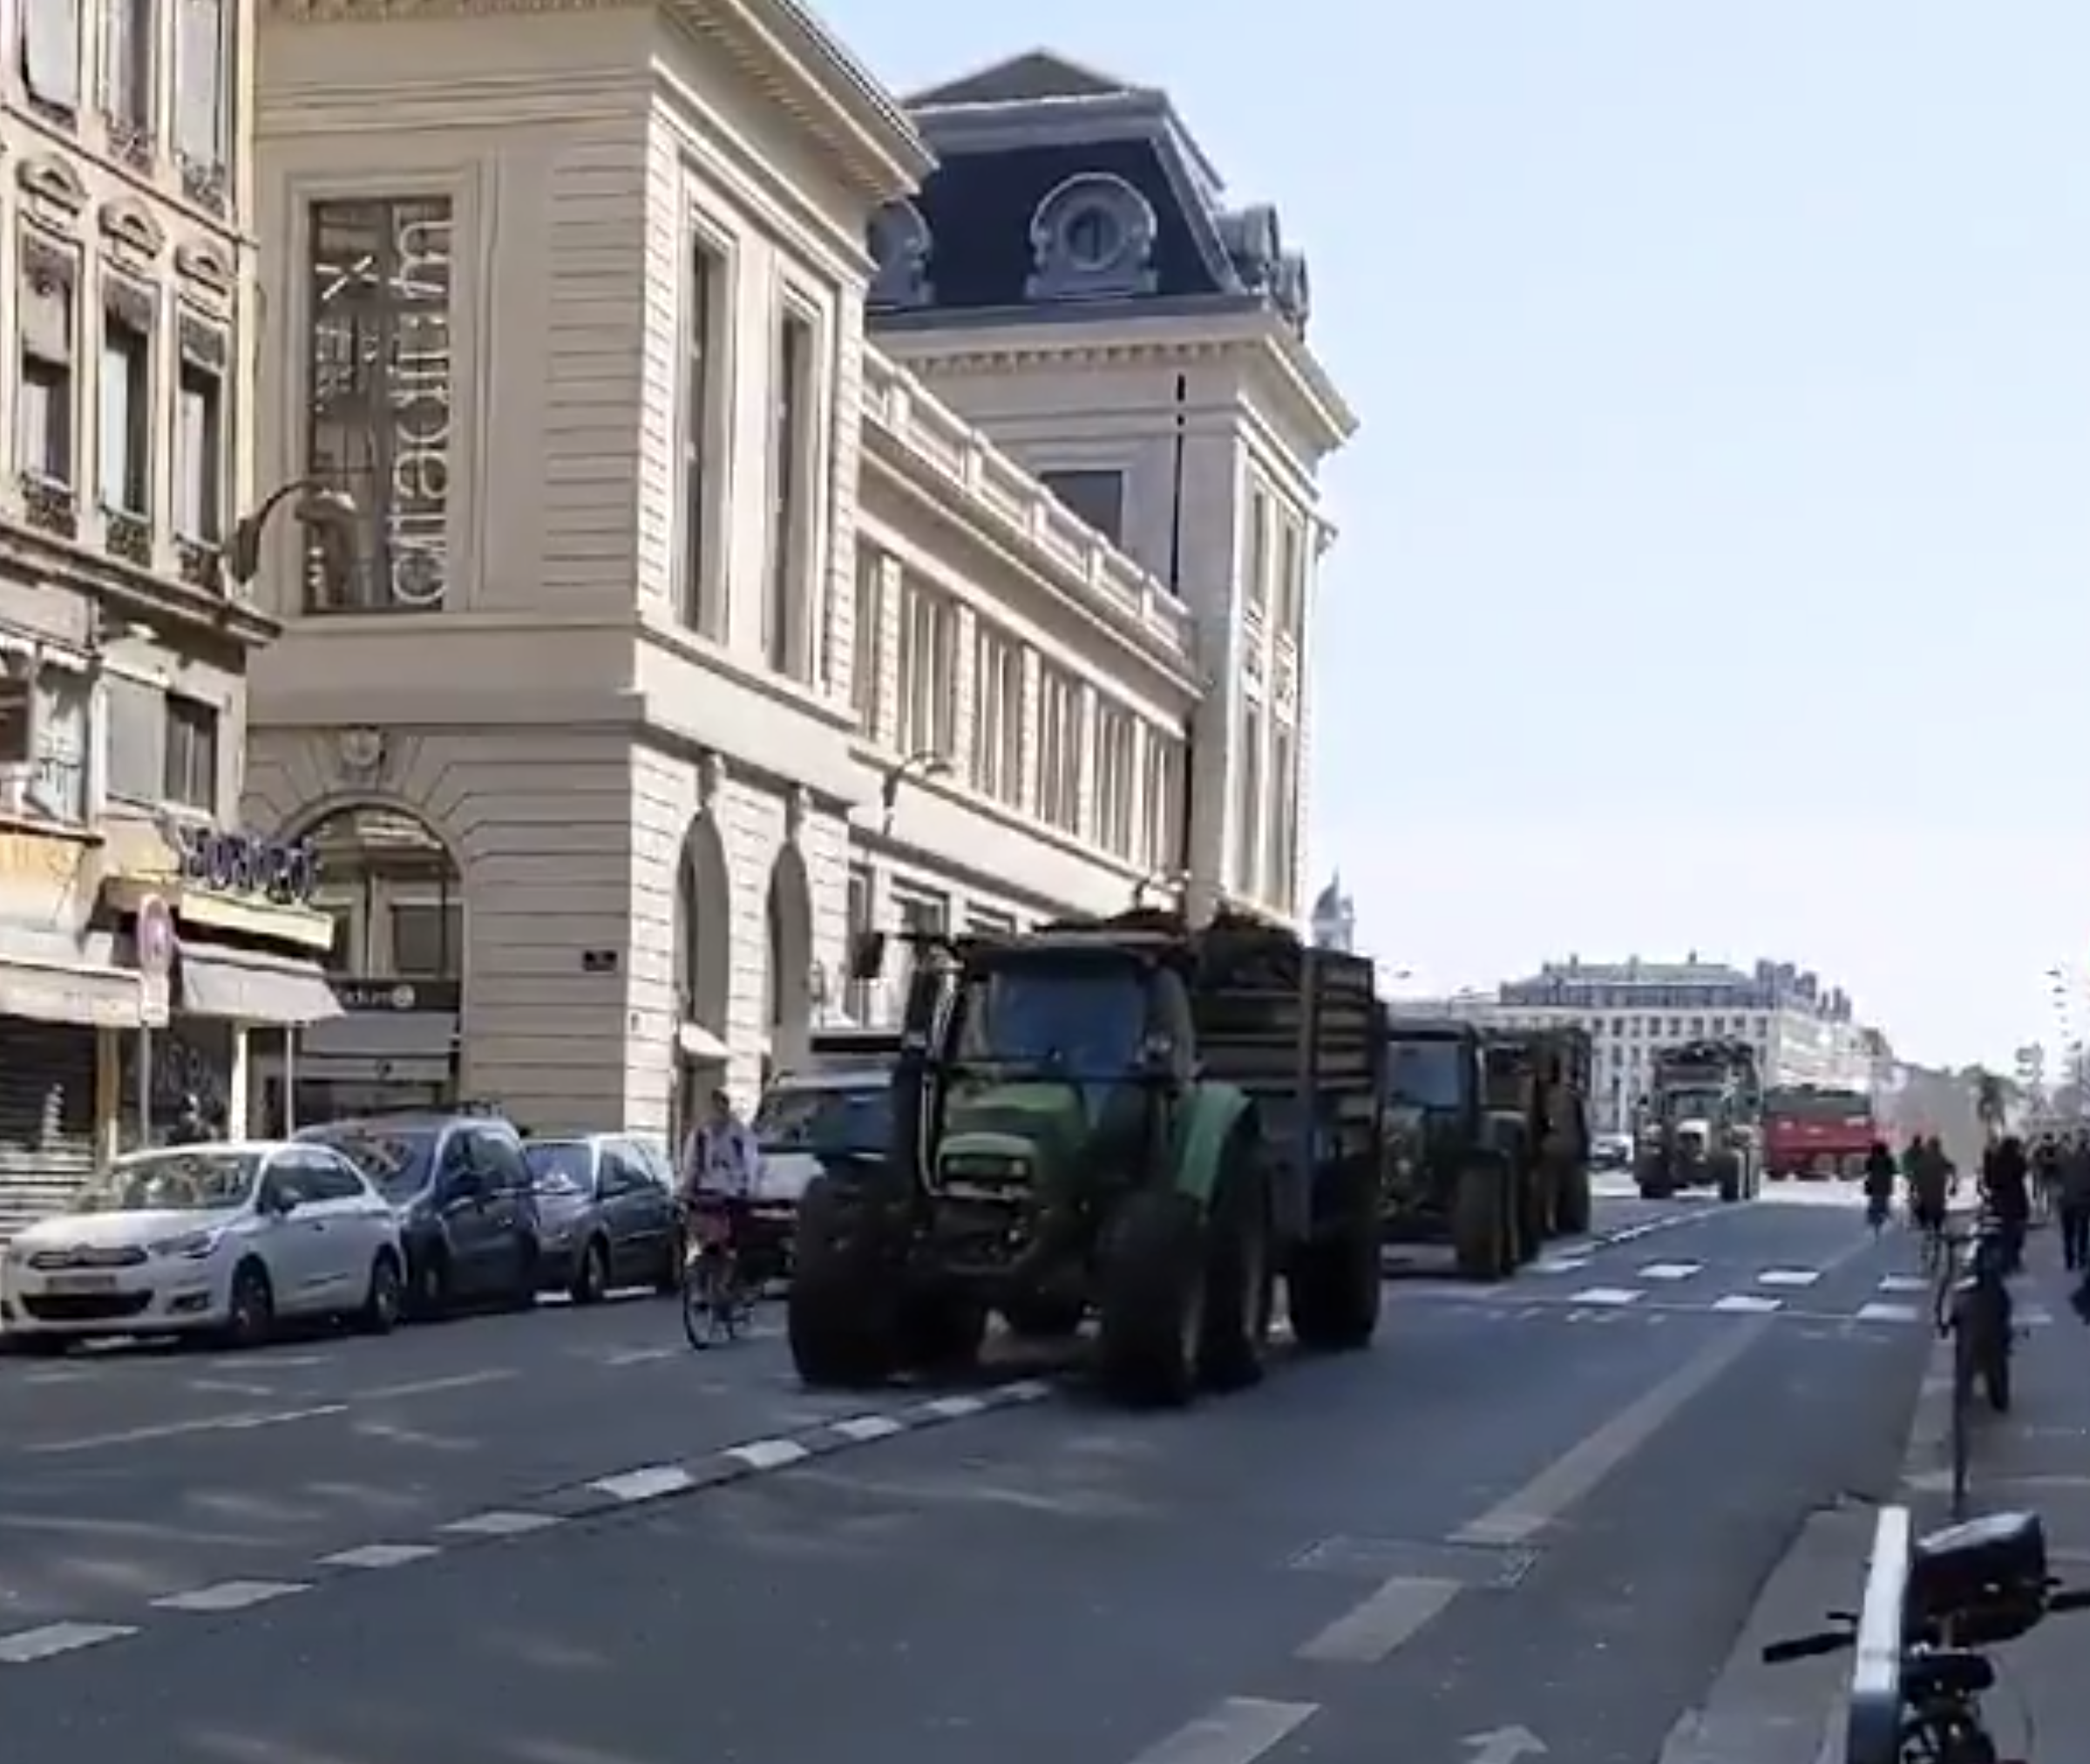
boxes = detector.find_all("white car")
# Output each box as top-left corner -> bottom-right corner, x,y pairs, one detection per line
2,1141 -> 408,1350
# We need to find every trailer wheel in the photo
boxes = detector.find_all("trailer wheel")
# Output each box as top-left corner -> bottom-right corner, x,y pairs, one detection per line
1287,1212 -> 1381,1353
1198,1141 -> 1274,1389
787,1176 -> 900,1389
1555,1162 -> 1592,1237
1452,1163 -> 1511,1280
1096,1189 -> 1206,1408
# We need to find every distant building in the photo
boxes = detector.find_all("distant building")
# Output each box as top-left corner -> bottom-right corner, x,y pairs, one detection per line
1310,873 -> 1355,952
1418,953 -> 1880,1130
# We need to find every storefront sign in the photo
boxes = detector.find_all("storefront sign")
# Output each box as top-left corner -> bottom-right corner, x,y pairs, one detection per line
335,978 -> 462,1014
173,824 -> 320,906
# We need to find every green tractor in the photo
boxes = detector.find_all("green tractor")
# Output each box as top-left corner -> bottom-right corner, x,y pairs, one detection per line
785,907 -> 1387,1408
1381,1017 -> 1522,1279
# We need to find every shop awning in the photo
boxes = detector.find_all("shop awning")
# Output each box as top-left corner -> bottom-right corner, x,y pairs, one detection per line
177,943 -> 343,1025
0,960 -> 142,1028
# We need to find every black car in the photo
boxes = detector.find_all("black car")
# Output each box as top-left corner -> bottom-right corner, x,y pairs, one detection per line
524,1135 -> 681,1303
295,1113 -> 541,1318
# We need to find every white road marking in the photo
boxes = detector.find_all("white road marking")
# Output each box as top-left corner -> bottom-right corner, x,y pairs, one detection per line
349,1369 -> 518,1402
1294,1574 -> 1460,1663
1639,1262 -> 1703,1281
1001,1379 -> 1055,1402
920,1394 -> 988,1419
2020,1305 -> 2054,1326
153,1579 -> 309,1612
24,1402 -> 349,1455
1712,1294 -> 1783,1314
1879,1275 -> 1931,1293
831,1415 -> 907,1442
1757,1269 -> 1822,1287
1451,1313 -> 1770,1546
724,1437 -> 811,1471
320,1543 -> 443,1570
599,1345 -> 680,1367
1126,1697 -> 1320,1764
1531,1255 -> 1590,1275
1566,1286 -> 1643,1306
0,1621 -> 138,1662
593,1465 -> 697,1503
439,1510 -> 564,1537
1855,1302 -> 1919,1324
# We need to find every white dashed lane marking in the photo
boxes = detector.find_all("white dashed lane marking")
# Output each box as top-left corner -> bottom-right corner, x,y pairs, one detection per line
0,1622 -> 138,1664
439,1510 -> 565,1537
591,1465 -> 698,1503
1639,1262 -> 1703,1281
1712,1294 -> 1784,1314
1566,1287 -> 1644,1306
150,1579 -> 309,1613
1756,1269 -> 1822,1288
1854,1301 -> 1920,1324
320,1543 -> 443,1570
1878,1274 -> 1931,1293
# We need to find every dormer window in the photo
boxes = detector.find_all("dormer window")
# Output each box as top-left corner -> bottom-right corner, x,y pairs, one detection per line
1025,173 -> 1158,302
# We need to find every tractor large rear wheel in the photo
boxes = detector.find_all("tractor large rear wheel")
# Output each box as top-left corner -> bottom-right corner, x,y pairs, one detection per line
1096,1190 -> 1206,1408
788,1176 -> 901,1389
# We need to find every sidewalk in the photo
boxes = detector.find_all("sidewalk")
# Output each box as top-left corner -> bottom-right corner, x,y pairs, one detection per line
1899,1245 -> 2090,1763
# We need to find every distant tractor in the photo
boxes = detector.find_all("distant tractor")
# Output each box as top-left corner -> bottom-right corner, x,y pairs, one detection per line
1636,1038 -> 1762,1202
785,908 -> 1387,1408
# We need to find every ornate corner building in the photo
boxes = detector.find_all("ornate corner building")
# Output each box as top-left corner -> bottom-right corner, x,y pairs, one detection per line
236,7 -> 1356,1140
0,0 -> 349,1235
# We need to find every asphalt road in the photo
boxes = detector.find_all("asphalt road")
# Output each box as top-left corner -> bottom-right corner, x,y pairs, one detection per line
0,1191 -> 1937,1764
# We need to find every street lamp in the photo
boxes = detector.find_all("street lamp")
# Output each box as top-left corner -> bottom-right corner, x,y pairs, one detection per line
224,478 -> 358,589
877,749 -> 951,834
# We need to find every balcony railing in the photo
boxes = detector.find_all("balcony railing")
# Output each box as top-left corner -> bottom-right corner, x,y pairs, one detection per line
859,348 -> 1194,659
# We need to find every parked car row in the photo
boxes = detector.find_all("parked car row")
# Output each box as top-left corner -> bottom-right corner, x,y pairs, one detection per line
0,1085 -> 893,1354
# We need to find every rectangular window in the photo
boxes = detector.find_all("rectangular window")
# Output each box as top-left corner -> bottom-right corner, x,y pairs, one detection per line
174,0 -> 226,181
33,666 -> 87,822
1276,518 -> 1304,634
1143,731 -> 1183,872
1092,700 -> 1137,859
305,196 -> 455,613
1234,695 -> 1265,894
99,296 -> 152,516
18,242 -> 77,489
0,667 -> 27,766
1036,664 -> 1081,836
966,904 -> 1017,937
1038,469 -> 1125,546
22,0 -> 80,112
896,579 -> 955,760
105,673 -> 164,803
162,694 -> 218,812
764,302 -> 818,677
844,865 -> 874,1024
103,0 -> 154,139
1268,722 -> 1297,913
851,547 -> 882,729
174,340 -> 225,542
1245,487 -> 1272,616
970,624 -> 1023,808
388,898 -> 463,977
679,234 -> 727,635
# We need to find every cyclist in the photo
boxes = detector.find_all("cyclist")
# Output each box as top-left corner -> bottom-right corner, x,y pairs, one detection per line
2060,1130 -> 2090,1272
1862,1138 -> 1897,1228
1981,1133 -> 2031,1273
677,1087 -> 761,1282
2033,1131 -> 2063,1223
1908,1136 -> 1951,1251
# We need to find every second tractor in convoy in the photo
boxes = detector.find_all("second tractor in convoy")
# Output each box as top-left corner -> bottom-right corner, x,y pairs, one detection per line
786,907 -> 1386,1407
1635,1037 -> 1763,1202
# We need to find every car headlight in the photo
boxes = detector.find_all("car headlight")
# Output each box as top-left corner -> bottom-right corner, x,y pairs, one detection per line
149,1231 -> 222,1260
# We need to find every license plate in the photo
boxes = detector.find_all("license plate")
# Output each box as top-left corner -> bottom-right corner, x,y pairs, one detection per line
43,1273 -> 118,1294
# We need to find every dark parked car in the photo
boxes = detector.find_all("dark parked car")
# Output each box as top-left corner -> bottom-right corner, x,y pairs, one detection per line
524,1135 -> 680,1303
295,1112 -> 540,1318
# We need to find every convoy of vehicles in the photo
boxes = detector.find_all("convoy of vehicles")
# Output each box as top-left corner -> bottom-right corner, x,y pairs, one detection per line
1635,1037 -> 1762,1201
1761,1084 -> 1876,1181
1378,1019 -> 1592,1279
786,907 -> 1384,1407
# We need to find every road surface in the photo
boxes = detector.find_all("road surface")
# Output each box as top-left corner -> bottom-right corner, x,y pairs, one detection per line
0,1191 -> 1941,1764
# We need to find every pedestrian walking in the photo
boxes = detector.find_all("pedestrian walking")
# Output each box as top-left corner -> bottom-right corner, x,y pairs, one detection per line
2060,1132 -> 2090,1272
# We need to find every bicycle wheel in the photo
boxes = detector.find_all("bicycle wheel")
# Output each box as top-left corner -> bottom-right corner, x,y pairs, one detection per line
1951,1322 -> 1974,1518
1981,1315 -> 2012,1415
682,1251 -> 723,1350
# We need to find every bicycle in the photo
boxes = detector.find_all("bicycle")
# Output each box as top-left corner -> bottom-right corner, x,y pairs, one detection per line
1766,1503 -> 2090,1764
679,1198 -> 753,1349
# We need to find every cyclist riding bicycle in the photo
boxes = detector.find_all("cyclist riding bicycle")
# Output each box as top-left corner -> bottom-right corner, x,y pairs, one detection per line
677,1086 -> 761,1272
1862,1139 -> 1897,1226
1907,1136 -> 1951,1242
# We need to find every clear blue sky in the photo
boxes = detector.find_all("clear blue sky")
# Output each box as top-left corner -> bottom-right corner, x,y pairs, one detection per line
817,1 -> 2090,1069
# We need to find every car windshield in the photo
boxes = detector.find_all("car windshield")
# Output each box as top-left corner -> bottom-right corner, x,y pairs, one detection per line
71,1150 -> 261,1214
524,1141 -> 594,1195
953,960 -> 1147,1080
1386,1040 -> 1465,1109
755,1082 -> 891,1157
301,1126 -> 437,1199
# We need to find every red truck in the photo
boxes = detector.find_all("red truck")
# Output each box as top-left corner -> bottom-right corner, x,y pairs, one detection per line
1762,1085 -> 1876,1180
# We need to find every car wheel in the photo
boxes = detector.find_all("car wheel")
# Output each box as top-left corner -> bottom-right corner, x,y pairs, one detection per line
358,1251 -> 404,1335
410,1248 -> 451,1321
226,1261 -> 275,1349
569,1237 -> 610,1306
